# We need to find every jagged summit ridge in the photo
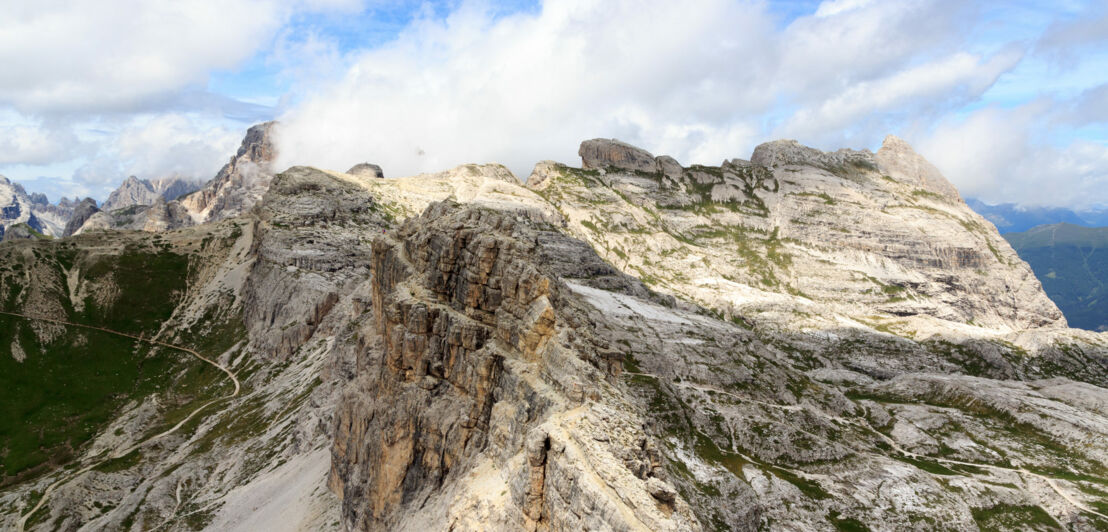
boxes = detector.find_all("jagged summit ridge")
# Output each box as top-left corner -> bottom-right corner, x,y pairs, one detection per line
0,174 -> 75,238
178,120 -> 278,224
101,175 -> 202,212
876,134 -> 961,200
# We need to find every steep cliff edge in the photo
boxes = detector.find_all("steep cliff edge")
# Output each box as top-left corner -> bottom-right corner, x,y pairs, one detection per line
331,202 -> 703,530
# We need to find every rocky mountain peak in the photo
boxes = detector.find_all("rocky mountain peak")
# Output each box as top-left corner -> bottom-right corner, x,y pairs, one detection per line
101,175 -> 202,212
62,198 -> 100,237
875,134 -> 961,200
28,193 -> 49,206
237,120 -> 277,163
0,175 -> 54,237
177,121 -> 278,224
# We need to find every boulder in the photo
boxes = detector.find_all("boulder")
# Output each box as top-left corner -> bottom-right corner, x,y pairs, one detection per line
347,162 -> 384,179
579,138 -> 660,173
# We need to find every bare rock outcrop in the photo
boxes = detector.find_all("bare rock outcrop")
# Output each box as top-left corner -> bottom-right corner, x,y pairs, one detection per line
62,198 -> 99,237
243,166 -> 390,360
346,163 -> 384,179
876,134 -> 962,200
179,121 -> 278,224
579,138 -> 661,174
330,202 -> 701,531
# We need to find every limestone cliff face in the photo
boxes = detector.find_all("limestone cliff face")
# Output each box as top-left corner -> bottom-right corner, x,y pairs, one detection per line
61,198 -> 99,237
242,166 -> 388,360
331,203 -> 702,531
530,136 -> 1064,338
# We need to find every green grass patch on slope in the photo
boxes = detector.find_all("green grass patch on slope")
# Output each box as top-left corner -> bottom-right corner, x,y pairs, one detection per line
0,241 -> 237,485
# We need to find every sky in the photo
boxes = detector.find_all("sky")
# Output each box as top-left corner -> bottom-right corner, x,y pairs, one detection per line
0,0 -> 1106,209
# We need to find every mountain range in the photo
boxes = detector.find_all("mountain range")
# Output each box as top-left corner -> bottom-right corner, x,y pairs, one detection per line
967,198 -> 1108,234
0,126 -> 1106,531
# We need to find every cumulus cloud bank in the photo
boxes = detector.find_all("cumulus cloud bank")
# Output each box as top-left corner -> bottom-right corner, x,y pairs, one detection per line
1,0 -> 1106,208
272,0 -> 1107,208
275,0 -> 980,177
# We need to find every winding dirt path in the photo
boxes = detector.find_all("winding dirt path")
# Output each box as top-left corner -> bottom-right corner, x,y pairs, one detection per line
2,310 -> 240,532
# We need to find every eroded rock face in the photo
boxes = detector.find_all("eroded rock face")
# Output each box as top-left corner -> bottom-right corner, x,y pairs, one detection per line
331,202 -> 701,531
876,134 -> 961,200
62,198 -> 98,237
579,138 -> 661,174
243,166 -> 389,360
533,136 -> 1066,337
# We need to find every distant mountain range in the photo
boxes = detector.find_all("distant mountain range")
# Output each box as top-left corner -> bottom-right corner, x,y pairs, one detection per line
0,121 -> 275,240
967,198 -> 1108,234
1005,223 -> 1108,332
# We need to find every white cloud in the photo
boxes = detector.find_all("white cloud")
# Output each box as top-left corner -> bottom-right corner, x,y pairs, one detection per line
114,114 -> 243,179
274,0 -> 782,177
0,0 -> 367,114
0,1 -> 274,113
275,0 -> 998,179
777,47 -> 1024,142
915,103 -> 1108,209
0,115 -> 81,165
